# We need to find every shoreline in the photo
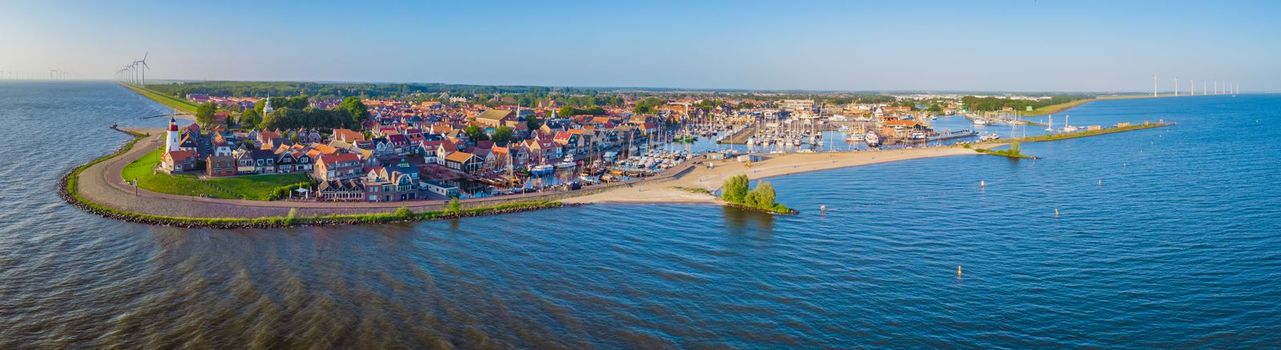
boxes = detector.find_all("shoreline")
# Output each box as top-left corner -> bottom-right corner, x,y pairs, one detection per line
63,121 -> 1170,227
64,126 -> 983,227
59,129 -> 569,228
565,146 -> 978,205
70,87 -> 1173,228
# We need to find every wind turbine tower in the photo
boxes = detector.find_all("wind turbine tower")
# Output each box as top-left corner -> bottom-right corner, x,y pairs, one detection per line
1152,74 -> 1158,97
137,52 -> 149,86
1174,77 -> 1179,96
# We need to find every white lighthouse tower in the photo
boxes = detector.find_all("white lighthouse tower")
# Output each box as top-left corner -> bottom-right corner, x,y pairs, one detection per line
165,115 -> 181,152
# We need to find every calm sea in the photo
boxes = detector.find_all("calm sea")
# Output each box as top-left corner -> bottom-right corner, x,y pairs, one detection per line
1,81 -> 1278,348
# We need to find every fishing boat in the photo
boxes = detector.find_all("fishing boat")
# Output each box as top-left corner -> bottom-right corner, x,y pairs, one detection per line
864,131 -> 881,147
927,129 -> 979,142
530,164 -> 555,176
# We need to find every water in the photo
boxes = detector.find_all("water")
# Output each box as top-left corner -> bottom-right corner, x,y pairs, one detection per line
2,81 -> 1279,348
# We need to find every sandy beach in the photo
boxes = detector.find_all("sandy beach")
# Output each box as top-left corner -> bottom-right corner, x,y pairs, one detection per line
565,146 -> 979,204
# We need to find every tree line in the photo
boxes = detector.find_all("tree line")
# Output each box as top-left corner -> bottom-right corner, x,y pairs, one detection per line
196,96 -> 370,130
961,95 -> 1092,112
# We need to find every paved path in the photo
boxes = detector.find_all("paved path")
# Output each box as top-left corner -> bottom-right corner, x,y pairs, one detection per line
76,130 -> 595,218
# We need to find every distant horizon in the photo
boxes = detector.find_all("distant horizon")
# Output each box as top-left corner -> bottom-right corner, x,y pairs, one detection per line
2,1 -> 1278,92
5,79 -> 1275,96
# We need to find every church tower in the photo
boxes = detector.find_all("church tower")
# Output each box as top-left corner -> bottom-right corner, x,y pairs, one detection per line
262,96 -> 274,116
165,115 -> 180,152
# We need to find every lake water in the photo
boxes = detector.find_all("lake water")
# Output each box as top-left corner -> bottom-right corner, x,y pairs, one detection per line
1,81 -> 1278,348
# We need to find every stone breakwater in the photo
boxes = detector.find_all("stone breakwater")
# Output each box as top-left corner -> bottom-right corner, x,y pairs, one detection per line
59,173 -> 569,229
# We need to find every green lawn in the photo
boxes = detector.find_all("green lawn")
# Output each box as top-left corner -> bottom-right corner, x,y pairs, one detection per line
123,84 -> 199,114
122,147 -> 312,200
1018,98 -> 1095,116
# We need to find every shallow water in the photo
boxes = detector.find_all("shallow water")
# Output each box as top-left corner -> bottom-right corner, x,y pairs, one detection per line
1,82 -> 1278,348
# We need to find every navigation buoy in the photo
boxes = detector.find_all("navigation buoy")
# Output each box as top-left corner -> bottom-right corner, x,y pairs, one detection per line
957,265 -> 963,278
1054,208 -> 1061,217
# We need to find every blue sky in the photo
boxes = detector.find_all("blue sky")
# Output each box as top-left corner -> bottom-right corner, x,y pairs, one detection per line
1,0 -> 1278,91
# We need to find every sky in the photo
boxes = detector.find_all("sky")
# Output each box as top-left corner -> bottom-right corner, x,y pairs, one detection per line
1,0 -> 1278,92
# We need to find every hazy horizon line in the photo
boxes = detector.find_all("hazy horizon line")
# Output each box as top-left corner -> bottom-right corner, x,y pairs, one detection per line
5,79 -> 1275,95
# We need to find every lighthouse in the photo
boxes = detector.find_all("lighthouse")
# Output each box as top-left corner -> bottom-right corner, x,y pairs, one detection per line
165,116 -> 180,152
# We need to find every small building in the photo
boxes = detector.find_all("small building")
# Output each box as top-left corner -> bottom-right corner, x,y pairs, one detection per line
317,179 -> 364,201
423,180 -> 460,198
161,150 -> 198,173
444,151 -> 482,174
332,128 -> 366,143
206,154 -> 237,177
475,109 -> 514,128
314,153 -> 363,182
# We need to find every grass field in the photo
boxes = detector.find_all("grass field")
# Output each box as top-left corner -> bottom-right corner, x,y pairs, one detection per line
1018,98 -> 1095,116
122,84 -> 200,114
122,147 -> 311,200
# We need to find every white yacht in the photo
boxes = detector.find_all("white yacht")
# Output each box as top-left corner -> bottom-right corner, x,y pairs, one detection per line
864,131 -> 881,147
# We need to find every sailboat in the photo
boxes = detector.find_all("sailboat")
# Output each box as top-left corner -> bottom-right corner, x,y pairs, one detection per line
1062,114 -> 1079,132
1045,114 -> 1054,132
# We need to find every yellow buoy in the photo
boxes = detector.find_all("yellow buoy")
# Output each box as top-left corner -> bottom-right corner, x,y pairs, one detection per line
957,265 -> 963,278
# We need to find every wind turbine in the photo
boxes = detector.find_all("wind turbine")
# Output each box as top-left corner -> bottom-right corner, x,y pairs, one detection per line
136,52 -> 149,86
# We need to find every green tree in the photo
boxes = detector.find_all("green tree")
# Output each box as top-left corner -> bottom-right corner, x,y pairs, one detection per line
338,96 -> 371,129
748,182 -> 777,210
447,198 -> 462,217
721,174 -> 750,204
195,102 -> 217,127
634,96 -> 664,114
558,105 -> 606,116
394,207 -> 413,219
526,116 -> 542,130
239,109 -> 261,129
463,125 -> 489,141
492,126 -> 515,145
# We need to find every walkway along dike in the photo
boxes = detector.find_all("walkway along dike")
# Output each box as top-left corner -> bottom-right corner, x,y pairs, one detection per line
60,128 -> 570,228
